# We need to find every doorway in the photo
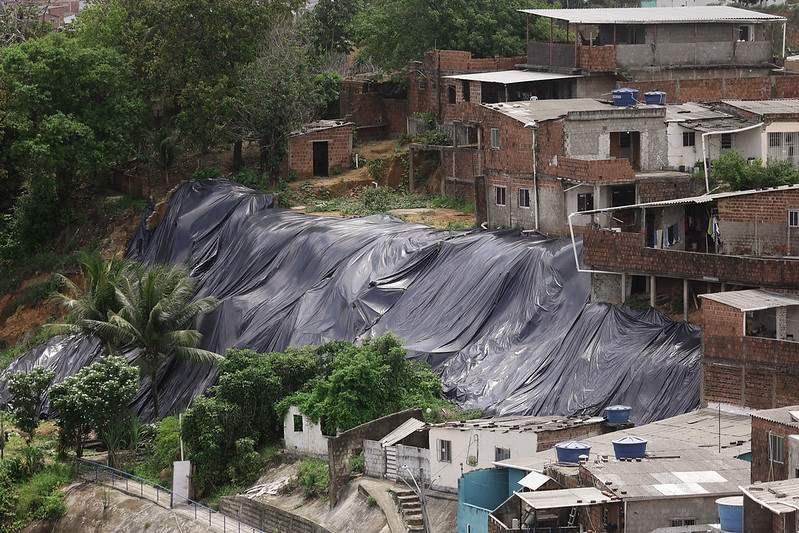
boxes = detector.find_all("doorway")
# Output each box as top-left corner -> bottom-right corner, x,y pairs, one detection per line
313,141 -> 329,176
610,131 -> 640,170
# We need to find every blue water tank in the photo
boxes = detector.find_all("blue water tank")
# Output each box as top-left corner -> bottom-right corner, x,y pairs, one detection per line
612,436 -> 648,459
555,441 -> 592,464
612,88 -> 639,106
605,405 -> 632,424
716,496 -> 743,533
644,91 -> 666,105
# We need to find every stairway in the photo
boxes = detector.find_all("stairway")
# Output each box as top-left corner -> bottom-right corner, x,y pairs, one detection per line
394,488 -> 424,532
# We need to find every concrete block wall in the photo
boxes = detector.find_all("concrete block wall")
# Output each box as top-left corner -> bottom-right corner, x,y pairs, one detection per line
327,409 -> 425,507
719,190 -> 799,256
744,492 -> 783,533
220,495 -> 331,533
395,444 -> 430,485
751,415 -> 799,482
287,125 -> 352,179
363,439 -> 386,479
626,496 -> 728,533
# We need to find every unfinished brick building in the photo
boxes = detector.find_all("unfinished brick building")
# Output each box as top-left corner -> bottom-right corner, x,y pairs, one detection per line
285,120 -> 353,179
749,406 -> 799,483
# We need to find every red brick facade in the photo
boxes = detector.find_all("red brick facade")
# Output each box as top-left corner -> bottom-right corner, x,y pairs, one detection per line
339,80 -> 408,139
583,229 -> 799,288
718,190 -> 799,256
546,156 -> 634,182
751,415 -> 798,482
577,45 -> 616,70
623,75 -> 799,104
286,123 -> 352,179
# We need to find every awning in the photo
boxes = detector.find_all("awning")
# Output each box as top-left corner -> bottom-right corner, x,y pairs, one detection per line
444,70 -> 580,84
518,471 -> 551,490
380,418 -> 425,448
519,7 -> 785,25
699,289 -> 799,312
516,488 -> 614,510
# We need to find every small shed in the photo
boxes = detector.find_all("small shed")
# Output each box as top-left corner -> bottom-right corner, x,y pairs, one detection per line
283,405 -> 327,457
286,120 -> 353,179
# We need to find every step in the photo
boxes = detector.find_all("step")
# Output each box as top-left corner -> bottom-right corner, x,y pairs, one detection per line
402,503 -> 421,511
397,494 -> 419,502
394,490 -> 416,498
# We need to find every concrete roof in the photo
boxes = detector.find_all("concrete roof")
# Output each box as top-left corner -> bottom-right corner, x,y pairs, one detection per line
444,70 -> 580,84
585,452 -> 750,501
742,479 -> 799,514
665,103 -> 731,123
428,414 -> 606,434
723,98 -> 799,117
494,407 -> 751,472
750,405 -> 799,429
516,487 -> 613,509
699,289 -> 799,312
519,7 -> 785,24
482,98 -> 613,124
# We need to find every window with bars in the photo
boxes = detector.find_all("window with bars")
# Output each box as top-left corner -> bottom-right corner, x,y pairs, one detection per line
768,132 -> 799,166
519,188 -> 530,208
721,133 -> 732,150
438,439 -> 452,462
495,447 -> 511,461
789,210 -> 799,228
496,186 -> 506,206
770,433 -> 785,464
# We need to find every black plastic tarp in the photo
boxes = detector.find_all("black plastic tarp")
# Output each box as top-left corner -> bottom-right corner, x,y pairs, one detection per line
0,178 -> 701,424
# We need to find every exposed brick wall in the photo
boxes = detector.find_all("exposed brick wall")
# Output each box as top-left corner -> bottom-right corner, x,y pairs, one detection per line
109,169 -> 149,199
719,190 -> 799,256
577,45 -> 616,70
546,156 -> 634,181
624,75 -> 799,104
534,420 -> 606,452
536,121 -> 566,176
340,80 -> 408,139
751,416 -> 799,482
475,175 -> 487,226
444,178 -> 476,207
220,495 -> 330,533
638,179 -> 693,203
287,124 -> 352,179
582,229 -> 799,288
327,409 -> 424,507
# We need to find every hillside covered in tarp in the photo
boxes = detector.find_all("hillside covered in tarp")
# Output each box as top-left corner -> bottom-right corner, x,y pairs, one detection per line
0,179 -> 701,424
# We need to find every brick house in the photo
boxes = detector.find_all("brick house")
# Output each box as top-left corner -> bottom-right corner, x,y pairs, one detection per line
519,6 -> 797,103
750,406 -> 799,483
339,78 -> 408,140
285,120 -> 353,179
413,97 -> 697,233
742,478 -> 799,532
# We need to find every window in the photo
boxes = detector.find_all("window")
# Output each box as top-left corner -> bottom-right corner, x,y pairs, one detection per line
495,447 -> 511,461
670,518 -> 696,526
721,133 -> 732,150
770,433 -> 785,464
578,193 -> 594,212
738,24 -> 753,42
438,439 -> 452,462
789,210 -> 799,228
496,186 -> 506,206
519,188 -> 531,208
293,414 -> 303,432
417,76 -> 426,90
683,131 -> 695,147
770,132 -> 782,147
490,128 -> 500,149
448,85 -> 456,104
463,81 -> 470,102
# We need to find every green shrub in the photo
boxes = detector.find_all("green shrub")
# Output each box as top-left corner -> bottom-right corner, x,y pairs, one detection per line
32,490 -> 67,521
192,167 -> 223,180
15,462 -> 73,520
349,448 -> 364,474
296,460 -> 328,499
234,169 -> 266,190
366,495 -> 377,506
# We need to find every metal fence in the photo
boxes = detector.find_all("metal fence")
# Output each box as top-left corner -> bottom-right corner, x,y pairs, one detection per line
76,458 -> 264,533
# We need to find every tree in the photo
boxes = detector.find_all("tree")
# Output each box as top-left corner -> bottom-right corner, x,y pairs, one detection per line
230,16 -> 321,178
50,356 -> 139,466
100,263 -> 220,420
46,253 -> 132,355
355,0 -> 560,72
712,150 -> 799,191
301,0 -> 363,59
285,333 -> 444,433
7,366 -> 55,440
0,1 -> 51,47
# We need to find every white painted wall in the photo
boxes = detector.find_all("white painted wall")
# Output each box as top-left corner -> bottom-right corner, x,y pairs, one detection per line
283,405 -> 328,456
668,123 -> 762,170
789,434 -> 799,479
667,123 -> 702,170
427,426 -> 538,492
565,183 -> 596,225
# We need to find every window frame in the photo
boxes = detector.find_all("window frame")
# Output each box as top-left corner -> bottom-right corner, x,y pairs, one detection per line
447,84 -> 456,105
770,432 -> 785,464
789,210 -> 799,228
490,128 -> 500,149
721,133 -> 732,150
293,414 -> 303,432
578,192 -> 594,212
496,186 -> 507,206
518,187 -> 531,208
495,447 -> 511,461
438,439 -> 452,463
683,131 -> 695,147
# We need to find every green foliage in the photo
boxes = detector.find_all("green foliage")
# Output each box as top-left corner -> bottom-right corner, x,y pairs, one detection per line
349,448 -> 364,474
152,416 -> 181,469
286,333 -> 444,433
366,158 -> 386,182
314,72 -> 342,120
1,277 -> 63,322
193,167 -> 223,180
148,128 -> 182,183
358,186 -> 395,213
0,2 -> 52,46
712,150 -> 799,190
355,0 -> 560,71
301,0 -> 362,58
14,463 -> 73,521
49,356 -> 139,466
8,367 -> 55,439
284,460 -> 329,499
234,169 -> 267,190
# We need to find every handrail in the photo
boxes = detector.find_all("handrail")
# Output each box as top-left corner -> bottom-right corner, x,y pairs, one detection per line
76,458 -> 264,533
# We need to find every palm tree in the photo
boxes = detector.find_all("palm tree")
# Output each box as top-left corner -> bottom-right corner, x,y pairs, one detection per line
46,253 -> 132,355
98,263 -> 220,419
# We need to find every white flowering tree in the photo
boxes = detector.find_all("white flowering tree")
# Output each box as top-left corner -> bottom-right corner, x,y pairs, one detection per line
50,356 -> 139,466
7,366 -> 55,440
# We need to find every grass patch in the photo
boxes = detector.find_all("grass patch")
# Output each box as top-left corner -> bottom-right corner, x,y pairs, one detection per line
304,187 -> 474,218
14,462 -> 74,520
204,483 -> 244,511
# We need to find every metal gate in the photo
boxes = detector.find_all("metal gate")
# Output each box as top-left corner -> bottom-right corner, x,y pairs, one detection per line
386,445 -> 398,479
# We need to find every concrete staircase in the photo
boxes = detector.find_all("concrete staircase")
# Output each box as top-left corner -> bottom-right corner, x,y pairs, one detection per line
395,489 -> 424,532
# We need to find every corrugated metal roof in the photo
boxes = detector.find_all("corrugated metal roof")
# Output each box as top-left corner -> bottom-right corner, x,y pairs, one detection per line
699,289 -> 799,311
749,405 -> 799,428
723,98 -> 799,116
444,70 -> 580,84
495,407 -> 751,472
380,417 -> 425,448
519,7 -> 785,24
742,479 -> 799,514
516,487 -> 613,509
428,414 -> 606,434
665,103 -> 730,123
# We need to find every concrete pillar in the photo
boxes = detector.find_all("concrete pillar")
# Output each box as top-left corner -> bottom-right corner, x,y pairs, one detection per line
650,276 -> 656,308
621,272 -> 627,303
683,278 -> 690,322
778,307 -> 787,340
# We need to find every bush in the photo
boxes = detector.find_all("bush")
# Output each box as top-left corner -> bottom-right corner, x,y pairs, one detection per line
296,460 -> 328,499
15,462 -> 73,521
192,167 -> 223,180
234,169 -> 266,190
349,448 -> 364,474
